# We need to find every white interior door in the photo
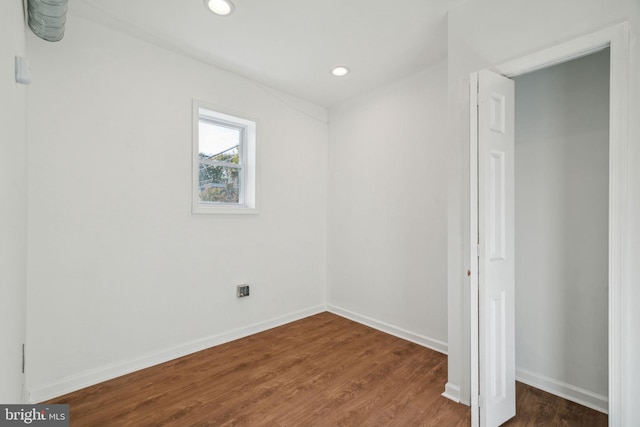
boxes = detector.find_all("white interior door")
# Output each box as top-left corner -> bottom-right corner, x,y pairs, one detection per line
477,69 -> 515,427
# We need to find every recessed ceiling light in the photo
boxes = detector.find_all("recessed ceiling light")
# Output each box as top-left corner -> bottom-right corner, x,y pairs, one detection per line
205,0 -> 235,16
331,66 -> 350,77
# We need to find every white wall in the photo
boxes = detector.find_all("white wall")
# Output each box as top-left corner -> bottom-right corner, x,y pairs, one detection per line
446,0 -> 640,422
327,63 -> 448,352
25,14 -> 328,401
0,0 -> 28,403
514,50 -> 609,406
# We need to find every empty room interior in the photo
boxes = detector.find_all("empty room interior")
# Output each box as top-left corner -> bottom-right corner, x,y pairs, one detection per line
2,0 -> 640,425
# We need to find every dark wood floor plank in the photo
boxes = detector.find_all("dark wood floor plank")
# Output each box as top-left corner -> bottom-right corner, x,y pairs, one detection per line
46,312 -> 607,426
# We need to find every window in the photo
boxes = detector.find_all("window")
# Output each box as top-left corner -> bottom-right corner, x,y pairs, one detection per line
192,101 -> 257,213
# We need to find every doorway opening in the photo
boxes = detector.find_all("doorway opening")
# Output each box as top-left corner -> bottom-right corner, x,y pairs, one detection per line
470,23 -> 629,427
512,47 -> 610,418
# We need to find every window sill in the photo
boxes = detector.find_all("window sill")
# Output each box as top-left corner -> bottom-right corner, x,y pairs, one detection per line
192,204 -> 259,215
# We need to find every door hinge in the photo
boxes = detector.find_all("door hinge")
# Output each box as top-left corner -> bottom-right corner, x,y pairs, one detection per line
22,343 -> 25,373
478,395 -> 484,407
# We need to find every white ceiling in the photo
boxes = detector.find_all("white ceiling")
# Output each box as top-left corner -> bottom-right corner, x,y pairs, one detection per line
70,0 -> 457,107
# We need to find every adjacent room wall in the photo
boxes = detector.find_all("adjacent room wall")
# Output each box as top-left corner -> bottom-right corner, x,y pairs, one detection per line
25,14 -> 328,401
327,62 -> 448,351
446,0 -> 640,421
0,0 -> 28,403
514,50 -> 609,409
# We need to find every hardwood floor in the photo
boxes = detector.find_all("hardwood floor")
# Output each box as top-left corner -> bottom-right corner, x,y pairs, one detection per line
46,312 -> 606,426
504,382 -> 607,427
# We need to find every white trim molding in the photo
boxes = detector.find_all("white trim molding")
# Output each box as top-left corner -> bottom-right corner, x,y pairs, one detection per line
326,305 -> 448,355
516,368 -> 608,414
468,71 -> 480,425
604,22 -> 630,427
27,305 -> 325,403
442,382 -> 462,403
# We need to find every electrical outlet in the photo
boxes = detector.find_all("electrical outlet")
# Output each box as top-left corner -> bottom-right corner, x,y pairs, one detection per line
236,284 -> 250,298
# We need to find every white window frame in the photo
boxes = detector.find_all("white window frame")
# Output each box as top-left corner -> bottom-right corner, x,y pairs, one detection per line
192,100 -> 257,214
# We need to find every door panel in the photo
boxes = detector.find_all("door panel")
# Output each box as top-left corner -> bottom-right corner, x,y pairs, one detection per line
478,69 -> 515,427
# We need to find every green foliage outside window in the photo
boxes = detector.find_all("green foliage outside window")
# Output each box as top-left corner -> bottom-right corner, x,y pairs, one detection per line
198,151 -> 240,203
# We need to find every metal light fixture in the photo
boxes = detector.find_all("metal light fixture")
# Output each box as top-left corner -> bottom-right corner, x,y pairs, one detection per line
27,0 -> 68,42
205,0 -> 235,16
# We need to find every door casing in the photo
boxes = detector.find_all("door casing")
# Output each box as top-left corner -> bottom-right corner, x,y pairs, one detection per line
470,22 -> 630,427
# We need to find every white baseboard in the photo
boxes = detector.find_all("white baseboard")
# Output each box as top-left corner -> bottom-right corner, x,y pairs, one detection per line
516,367 -> 608,414
442,382 -> 461,403
326,304 -> 448,355
27,305 -> 326,403
21,383 -> 29,404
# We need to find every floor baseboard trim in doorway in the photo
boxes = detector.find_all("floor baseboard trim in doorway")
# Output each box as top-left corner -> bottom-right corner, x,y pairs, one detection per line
516,367 -> 608,414
442,382 -> 462,403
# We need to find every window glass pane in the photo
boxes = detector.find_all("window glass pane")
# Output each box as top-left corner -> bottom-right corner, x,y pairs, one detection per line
198,163 -> 241,204
193,102 -> 256,213
199,120 -> 240,164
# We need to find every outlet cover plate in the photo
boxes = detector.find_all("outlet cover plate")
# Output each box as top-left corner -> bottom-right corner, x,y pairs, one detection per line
236,284 -> 250,298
